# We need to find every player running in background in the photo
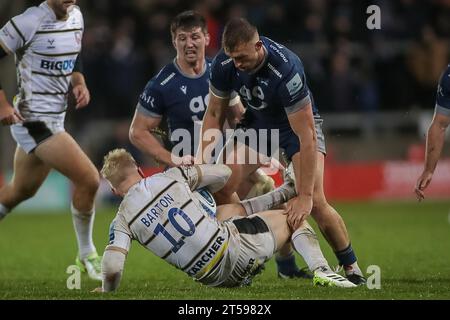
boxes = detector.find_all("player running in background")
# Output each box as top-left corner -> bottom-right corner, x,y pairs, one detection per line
197,18 -> 365,284
129,11 -> 310,279
0,0 -> 102,280
415,64 -> 450,200
95,148 -> 355,292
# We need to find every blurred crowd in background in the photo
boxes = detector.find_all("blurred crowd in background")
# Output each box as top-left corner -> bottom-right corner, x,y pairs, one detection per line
1,0 -> 450,167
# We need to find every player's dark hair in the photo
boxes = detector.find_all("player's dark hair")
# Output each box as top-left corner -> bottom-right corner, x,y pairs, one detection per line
170,11 -> 207,38
222,18 -> 258,52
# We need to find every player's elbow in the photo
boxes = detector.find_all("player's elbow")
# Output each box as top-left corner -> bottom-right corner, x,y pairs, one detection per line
208,164 -> 232,193
129,125 -> 143,146
221,164 -> 232,181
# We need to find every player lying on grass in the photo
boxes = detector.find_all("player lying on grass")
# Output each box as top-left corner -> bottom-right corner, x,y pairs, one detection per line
96,148 -> 355,292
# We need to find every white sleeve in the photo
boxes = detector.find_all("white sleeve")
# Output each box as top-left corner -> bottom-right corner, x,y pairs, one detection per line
102,249 -> 126,292
0,7 -> 43,53
228,91 -> 240,106
108,215 -> 132,251
165,164 -> 232,193
102,215 -> 131,292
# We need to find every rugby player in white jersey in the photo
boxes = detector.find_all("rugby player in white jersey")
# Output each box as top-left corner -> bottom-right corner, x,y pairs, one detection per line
0,0 -> 101,280
94,149 -> 355,291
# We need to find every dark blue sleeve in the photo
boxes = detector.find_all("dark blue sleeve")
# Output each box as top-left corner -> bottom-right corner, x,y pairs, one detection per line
136,80 -> 165,118
435,66 -> 450,116
277,62 -> 312,115
209,53 -> 233,98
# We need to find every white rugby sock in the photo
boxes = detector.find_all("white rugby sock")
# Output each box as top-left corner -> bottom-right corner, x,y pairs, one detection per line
291,224 -> 330,272
240,182 -> 296,215
71,203 -> 96,260
0,203 -> 10,220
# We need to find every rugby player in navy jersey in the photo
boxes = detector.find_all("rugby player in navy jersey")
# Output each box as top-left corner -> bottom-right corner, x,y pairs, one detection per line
129,12 -> 311,280
198,18 -> 365,284
415,64 -> 450,200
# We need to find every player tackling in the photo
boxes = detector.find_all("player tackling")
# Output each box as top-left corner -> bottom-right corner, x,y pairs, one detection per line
96,148 -> 355,291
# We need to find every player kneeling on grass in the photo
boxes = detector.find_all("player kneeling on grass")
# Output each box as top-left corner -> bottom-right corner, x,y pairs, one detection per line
95,149 -> 355,292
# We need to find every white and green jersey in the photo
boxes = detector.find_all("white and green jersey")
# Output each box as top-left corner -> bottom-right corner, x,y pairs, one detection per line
108,166 -> 239,284
0,1 -> 83,120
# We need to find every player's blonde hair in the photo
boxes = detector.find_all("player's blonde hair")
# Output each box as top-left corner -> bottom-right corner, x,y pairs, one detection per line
101,148 -> 137,187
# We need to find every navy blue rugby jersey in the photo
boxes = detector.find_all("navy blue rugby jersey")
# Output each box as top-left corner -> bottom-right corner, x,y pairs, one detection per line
137,59 -> 211,154
435,64 -> 450,116
209,36 -> 319,129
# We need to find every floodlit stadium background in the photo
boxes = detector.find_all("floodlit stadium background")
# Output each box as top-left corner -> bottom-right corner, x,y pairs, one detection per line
0,0 -> 450,300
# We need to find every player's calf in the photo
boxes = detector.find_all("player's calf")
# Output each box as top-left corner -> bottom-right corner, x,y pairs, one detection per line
290,223 -> 356,288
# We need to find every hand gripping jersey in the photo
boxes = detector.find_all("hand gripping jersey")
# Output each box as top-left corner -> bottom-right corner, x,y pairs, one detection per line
435,64 -> 450,116
108,166 -> 239,286
0,2 -> 83,120
210,36 -> 319,129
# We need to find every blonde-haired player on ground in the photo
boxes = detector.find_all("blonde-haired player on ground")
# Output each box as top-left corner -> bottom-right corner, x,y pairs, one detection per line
95,148 -> 355,291
0,0 -> 101,280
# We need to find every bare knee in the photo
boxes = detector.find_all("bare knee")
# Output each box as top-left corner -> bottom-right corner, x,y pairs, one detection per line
14,184 -> 40,201
74,169 -> 100,196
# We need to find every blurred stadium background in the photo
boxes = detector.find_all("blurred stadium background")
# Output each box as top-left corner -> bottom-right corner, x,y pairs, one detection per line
0,0 -> 450,299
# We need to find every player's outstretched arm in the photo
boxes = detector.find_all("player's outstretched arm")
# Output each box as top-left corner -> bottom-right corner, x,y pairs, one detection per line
100,246 -> 128,292
286,103 -> 317,230
415,113 -> 450,201
196,93 -> 229,164
167,164 -> 232,193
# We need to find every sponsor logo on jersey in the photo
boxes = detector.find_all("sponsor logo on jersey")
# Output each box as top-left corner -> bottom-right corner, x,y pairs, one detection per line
269,44 -> 288,63
180,85 -> 187,94
186,235 -> 226,277
257,77 -> 269,86
160,72 -> 176,86
221,58 -> 233,66
286,73 -> 303,96
267,63 -> 282,79
47,38 -> 55,49
197,188 -> 215,207
140,92 -> 155,108
40,59 -> 76,71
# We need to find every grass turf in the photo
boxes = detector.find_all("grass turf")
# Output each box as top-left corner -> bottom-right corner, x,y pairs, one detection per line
0,201 -> 449,300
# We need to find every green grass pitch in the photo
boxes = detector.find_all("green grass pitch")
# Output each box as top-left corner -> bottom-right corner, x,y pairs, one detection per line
1,201 -> 450,300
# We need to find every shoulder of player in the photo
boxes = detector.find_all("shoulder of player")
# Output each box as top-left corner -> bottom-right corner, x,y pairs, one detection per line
440,65 -> 450,88
147,62 -> 181,91
21,5 -> 48,20
12,5 -> 48,29
211,50 -> 233,70
263,37 -> 301,76
70,5 -> 84,21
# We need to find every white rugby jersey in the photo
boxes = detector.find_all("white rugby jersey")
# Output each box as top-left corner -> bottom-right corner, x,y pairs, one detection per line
108,166 -> 239,284
0,2 -> 83,120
